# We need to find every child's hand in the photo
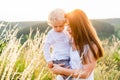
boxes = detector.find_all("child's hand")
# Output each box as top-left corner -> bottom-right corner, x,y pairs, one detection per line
65,66 -> 70,69
47,61 -> 53,68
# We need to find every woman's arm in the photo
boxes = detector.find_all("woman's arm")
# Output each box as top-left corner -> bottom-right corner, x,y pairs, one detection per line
51,60 -> 96,78
75,61 -> 96,78
73,43 -> 98,78
51,64 -> 75,76
51,44 -> 98,79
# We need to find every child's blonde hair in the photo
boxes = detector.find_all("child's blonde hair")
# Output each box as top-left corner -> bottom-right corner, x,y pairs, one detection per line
48,8 -> 66,26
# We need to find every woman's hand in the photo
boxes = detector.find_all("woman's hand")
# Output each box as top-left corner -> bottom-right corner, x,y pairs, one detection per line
51,64 -> 64,75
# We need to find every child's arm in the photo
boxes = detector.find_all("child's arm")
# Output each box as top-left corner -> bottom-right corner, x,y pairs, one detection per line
44,42 -> 54,68
43,42 -> 52,62
43,32 -> 53,68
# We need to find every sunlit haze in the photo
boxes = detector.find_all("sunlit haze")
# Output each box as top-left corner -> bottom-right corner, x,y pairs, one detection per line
0,0 -> 120,21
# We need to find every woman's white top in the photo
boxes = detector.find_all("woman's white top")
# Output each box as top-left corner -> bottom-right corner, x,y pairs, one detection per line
69,45 -> 94,80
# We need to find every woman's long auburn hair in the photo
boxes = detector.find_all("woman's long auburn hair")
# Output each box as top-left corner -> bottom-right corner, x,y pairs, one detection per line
66,9 -> 104,64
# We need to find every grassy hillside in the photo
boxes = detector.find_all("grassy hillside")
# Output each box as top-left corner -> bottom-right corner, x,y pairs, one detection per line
91,20 -> 115,39
1,18 -> 120,41
94,18 -> 120,31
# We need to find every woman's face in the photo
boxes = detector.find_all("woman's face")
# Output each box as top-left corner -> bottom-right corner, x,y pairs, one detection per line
66,19 -> 72,35
66,24 -> 72,36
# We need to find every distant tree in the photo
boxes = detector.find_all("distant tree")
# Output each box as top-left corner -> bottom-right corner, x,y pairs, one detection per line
17,21 -> 51,38
17,21 -> 51,44
31,21 -> 51,34
91,20 -> 115,39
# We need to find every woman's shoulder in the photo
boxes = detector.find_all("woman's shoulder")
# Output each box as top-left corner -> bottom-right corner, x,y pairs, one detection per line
85,42 -> 98,51
86,43 -> 98,61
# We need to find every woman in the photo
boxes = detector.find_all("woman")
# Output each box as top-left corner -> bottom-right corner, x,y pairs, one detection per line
51,9 -> 104,80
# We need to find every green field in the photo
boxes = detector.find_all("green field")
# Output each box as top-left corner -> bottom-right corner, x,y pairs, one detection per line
0,18 -> 120,80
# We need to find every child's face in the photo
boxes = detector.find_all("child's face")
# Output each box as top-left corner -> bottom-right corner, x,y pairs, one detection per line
51,21 -> 65,32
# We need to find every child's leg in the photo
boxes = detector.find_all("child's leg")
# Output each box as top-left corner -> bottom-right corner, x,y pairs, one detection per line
63,75 -> 73,80
56,75 -> 64,80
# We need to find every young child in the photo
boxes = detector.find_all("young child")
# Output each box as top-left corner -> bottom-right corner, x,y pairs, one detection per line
43,8 -> 71,80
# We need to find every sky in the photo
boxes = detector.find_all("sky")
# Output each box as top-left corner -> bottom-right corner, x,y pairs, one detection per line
0,0 -> 120,21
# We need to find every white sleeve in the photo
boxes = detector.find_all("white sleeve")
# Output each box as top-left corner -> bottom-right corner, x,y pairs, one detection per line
43,32 -> 53,62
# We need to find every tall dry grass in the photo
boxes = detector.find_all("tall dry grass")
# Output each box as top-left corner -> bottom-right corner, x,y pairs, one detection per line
95,35 -> 120,80
0,22 -> 55,80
